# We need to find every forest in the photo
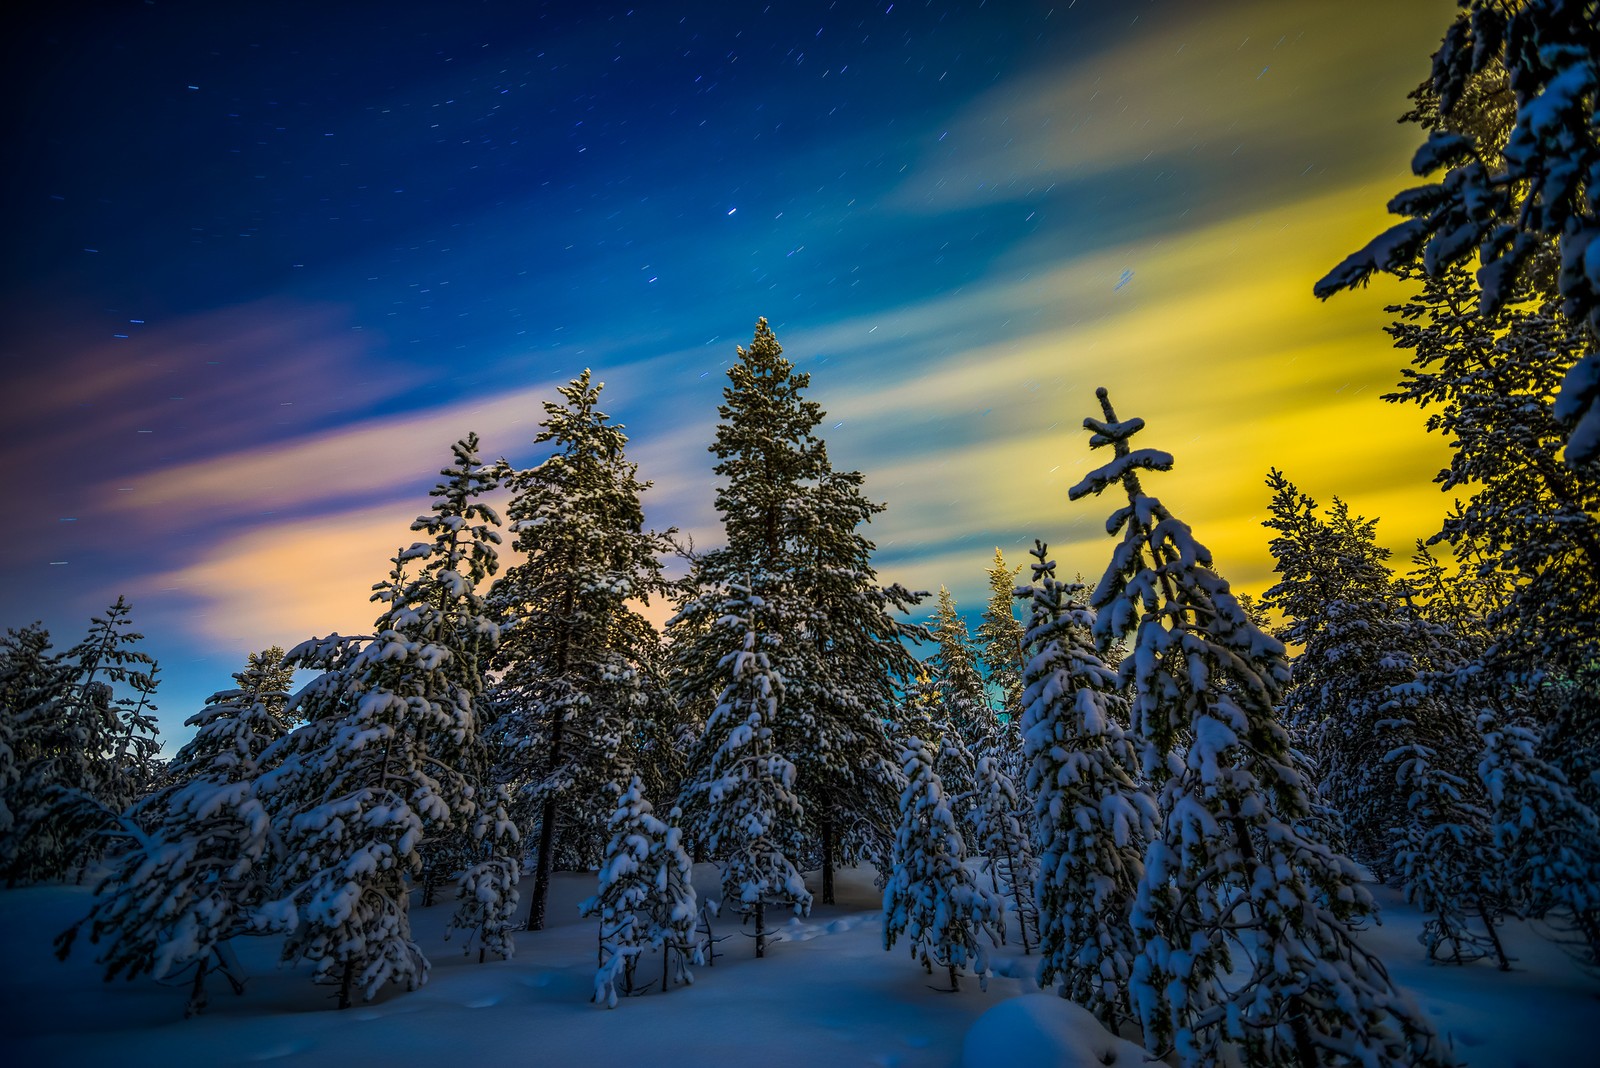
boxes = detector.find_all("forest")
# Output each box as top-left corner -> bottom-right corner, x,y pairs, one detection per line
3,4 -> 1599,1066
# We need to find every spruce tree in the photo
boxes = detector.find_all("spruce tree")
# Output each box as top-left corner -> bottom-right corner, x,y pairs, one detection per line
1389,737 -> 1496,965
929,587 -> 994,754
260,435 -> 513,1007
648,804 -> 701,989
54,648 -> 296,1015
1382,265 -> 1600,802
581,775 -> 700,1005
1019,540 -> 1152,1029
1316,0 -> 1600,466
448,848 -> 519,964
691,582 -> 810,958
970,754 -> 1036,956
671,318 -> 918,906
489,371 -> 672,931
583,778 -> 658,1006
1262,472 -> 1463,876
1070,389 -> 1450,1068
2,600 -> 161,885
882,738 -> 1001,991
1477,708 -> 1600,958
975,547 -> 1027,770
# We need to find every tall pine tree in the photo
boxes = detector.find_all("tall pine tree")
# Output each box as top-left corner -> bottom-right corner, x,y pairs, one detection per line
671,319 -> 919,906
1070,389 -> 1450,1068
488,371 -> 673,931
1019,541 -> 1152,1029
260,435 -> 513,1007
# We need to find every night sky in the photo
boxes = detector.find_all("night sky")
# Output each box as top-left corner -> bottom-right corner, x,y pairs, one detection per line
2,0 -> 1457,746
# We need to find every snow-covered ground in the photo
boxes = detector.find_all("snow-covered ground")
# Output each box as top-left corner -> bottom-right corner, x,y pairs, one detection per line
1,865 -> 1593,1067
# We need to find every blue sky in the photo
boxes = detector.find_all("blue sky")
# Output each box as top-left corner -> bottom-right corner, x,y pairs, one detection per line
0,0 -> 1459,745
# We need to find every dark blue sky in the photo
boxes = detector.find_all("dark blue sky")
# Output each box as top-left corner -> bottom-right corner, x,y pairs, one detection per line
0,0 -> 1458,745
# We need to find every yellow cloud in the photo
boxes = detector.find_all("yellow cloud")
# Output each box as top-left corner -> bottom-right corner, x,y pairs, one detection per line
811,181 -> 1452,612
135,502 -> 428,654
893,0 -> 1456,212
141,171 -> 1452,651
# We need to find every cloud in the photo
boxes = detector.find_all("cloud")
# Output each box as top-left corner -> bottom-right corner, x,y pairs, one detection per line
126,380 -> 721,649
96,381 -> 560,532
90,0 -> 1465,657
5,299 -> 421,469
134,501 -> 421,652
891,0 -> 1454,214
122,168 -> 1455,658
782,178 -> 1452,612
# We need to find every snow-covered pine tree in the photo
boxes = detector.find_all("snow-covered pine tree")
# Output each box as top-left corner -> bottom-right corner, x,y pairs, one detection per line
488,370 -> 672,931
648,804 -> 701,988
882,737 -> 1001,991
1019,539 -> 1152,1028
670,319 -> 918,906
1316,0 -> 1600,466
891,661 -> 978,853
1262,471 -> 1463,876
580,776 -> 701,1006
929,586 -> 995,763
1069,389 -> 1451,1068
970,754 -> 1036,956
0,623 -> 66,862
1382,263 -> 1600,823
1477,708 -> 1600,959
1389,734 -> 1496,965
691,581 -> 810,958
54,647 -> 297,1015
260,434 -> 513,1008
1,599 -> 161,885
975,547 -> 1027,772
908,587 -> 990,838
582,778 -> 657,1006
448,848 -> 519,964
162,648 -> 294,789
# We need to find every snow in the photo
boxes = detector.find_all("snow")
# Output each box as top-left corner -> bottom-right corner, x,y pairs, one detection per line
960,994 -> 1147,1068
4,865 -> 1595,1066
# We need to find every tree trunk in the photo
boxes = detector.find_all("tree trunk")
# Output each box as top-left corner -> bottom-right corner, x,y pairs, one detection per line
338,960 -> 355,1010
821,814 -> 836,905
1001,839 -> 1030,954
947,962 -> 960,991
755,901 -> 766,958
185,956 -> 209,1018
1478,900 -> 1511,970
527,794 -> 559,931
